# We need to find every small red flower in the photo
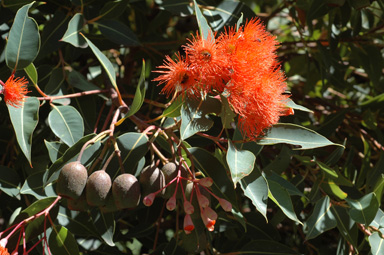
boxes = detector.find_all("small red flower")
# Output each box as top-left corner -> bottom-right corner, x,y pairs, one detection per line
183,214 -> 195,234
153,53 -> 196,97
1,75 -> 29,108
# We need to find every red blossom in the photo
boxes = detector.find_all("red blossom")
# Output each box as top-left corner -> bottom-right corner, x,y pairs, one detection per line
0,245 -> 9,255
1,75 -> 29,108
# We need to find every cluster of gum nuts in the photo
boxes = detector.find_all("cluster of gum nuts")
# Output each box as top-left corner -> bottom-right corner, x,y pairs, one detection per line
56,160 -> 232,233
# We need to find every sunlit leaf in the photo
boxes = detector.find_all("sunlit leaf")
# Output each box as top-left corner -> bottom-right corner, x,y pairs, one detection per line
5,1 -> 40,70
61,13 -> 87,48
49,225 -> 80,255
48,105 -> 84,147
227,139 -> 255,186
346,193 -> 379,226
7,97 -> 39,166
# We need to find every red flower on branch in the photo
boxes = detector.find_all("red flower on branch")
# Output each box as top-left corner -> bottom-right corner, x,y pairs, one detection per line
1,74 -> 29,108
0,244 -> 9,255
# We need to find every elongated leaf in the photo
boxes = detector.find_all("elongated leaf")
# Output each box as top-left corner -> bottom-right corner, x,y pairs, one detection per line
98,0 -> 128,19
97,20 -> 140,46
305,196 -> 337,240
284,98 -> 313,113
61,13 -> 87,48
257,123 -> 341,149
162,95 -> 183,118
320,179 -> 348,200
45,141 -> 68,163
116,60 -> 146,125
68,70 -> 101,92
331,205 -> 358,247
227,139 -> 255,186
7,97 -> 39,166
241,240 -> 299,254
265,171 -> 304,197
45,68 -> 70,105
111,132 -> 149,177
24,63 -> 38,86
369,232 -> 384,255
49,225 -> 80,255
268,179 -> 302,224
20,170 -> 56,199
57,207 -> 98,236
92,211 -> 115,247
39,10 -> 70,57
0,166 -> 21,198
220,95 -> 236,129
346,193 -> 379,226
48,105 -> 84,147
194,0 -> 213,40
81,34 -> 122,105
5,1 -> 40,70
240,171 -> 268,221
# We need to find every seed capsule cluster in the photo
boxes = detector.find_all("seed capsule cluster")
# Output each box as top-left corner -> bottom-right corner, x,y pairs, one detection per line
57,161 -> 141,212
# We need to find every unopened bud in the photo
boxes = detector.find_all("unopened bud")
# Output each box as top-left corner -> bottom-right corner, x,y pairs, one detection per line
203,206 -> 218,221
143,193 -> 156,206
218,198 -> 232,212
197,193 -> 209,208
198,177 -> 213,187
166,196 -> 177,211
183,200 -> 194,214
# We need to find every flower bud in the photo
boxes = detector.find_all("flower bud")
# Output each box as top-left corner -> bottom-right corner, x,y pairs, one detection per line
183,200 -> 194,214
218,198 -> 232,212
203,206 -> 218,221
143,193 -> 156,206
197,193 -> 209,208
166,196 -> 177,211
198,177 -> 213,187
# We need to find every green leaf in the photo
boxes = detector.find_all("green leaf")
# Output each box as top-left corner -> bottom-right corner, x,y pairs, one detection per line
81,33 -> 122,104
112,132 -> 149,177
240,171 -> 269,221
7,97 -> 39,166
44,68 -> 70,105
48,105 -> 84,147
98,0 -> 128,20
45,140 -> 68,163
268,179 -> 302,224
241,240 -> 299,254
227,139 -> 256,186
162,95 -> 183,118
189,147 -> 238,208
97,20 -> 140,46
265,171 -> 304,197
305,196 -> 337,240
220,95 -> 236,129
91,211 -> 115,247
369,232 -> 384,255
194,0 -> 214,40
372,174 -> 384,205
320,179 -> 348,200
0,166 -> 21,198
39,10 -> 70,57
180,97 -> 220,140
257,123 -> 341,150
67,70 -> 103,92
20,170 -> 56,199
117,60 -> 146,125
350,0 -> 370,9
61,13 -> 87,48
346,193 -> 379,226
57,207 -> 98,236
5,1 -> 40,70
24,63 -> 38,86
331,205 -> 358,247
284,98 -> 313,113
316,161 -> 353,186
49,225 -> 80,255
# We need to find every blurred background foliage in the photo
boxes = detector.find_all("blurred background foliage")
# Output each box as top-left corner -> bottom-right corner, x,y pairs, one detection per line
0,0 -> 383,254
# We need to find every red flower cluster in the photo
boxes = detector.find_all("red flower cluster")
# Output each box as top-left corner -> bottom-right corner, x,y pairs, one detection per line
154,18 -> 292,140
0,74 -> 29,108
